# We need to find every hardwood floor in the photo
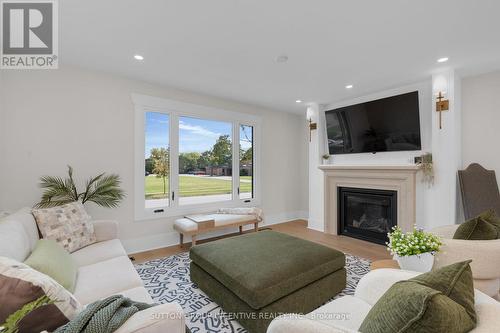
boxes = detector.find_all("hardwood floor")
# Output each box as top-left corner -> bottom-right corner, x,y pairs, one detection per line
131,219 -> 391,263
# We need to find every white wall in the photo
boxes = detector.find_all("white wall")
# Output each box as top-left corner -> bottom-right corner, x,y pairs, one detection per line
0,66 -> 309,253
306,103 -> 325,231
462,70 -> 500,186
428,70 -> 462,226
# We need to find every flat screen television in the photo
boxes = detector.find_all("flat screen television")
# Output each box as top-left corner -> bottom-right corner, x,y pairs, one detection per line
325,91 -> 421,155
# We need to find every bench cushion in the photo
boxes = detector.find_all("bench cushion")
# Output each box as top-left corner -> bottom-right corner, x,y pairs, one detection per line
190,230 -> 345,309
174,214 -> 256,233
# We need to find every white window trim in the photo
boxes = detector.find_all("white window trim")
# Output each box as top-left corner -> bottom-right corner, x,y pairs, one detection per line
133,93 -> 262,221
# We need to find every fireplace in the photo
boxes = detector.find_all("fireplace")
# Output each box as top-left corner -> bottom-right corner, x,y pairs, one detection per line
338,187 -> 397,244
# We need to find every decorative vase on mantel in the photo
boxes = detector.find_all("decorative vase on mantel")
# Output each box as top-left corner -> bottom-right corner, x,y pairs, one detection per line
322,154 -> 330,164
394,253 -> 434,272
387,226 -> 442,273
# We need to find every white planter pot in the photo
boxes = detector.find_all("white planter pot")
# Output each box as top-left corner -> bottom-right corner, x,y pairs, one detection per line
394,253 -> 434,272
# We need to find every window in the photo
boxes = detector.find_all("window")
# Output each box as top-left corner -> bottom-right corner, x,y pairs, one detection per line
134,95 -> 260,220
239,125 -> 254,199
145,112 -> 170,209
179,117 -> 233,205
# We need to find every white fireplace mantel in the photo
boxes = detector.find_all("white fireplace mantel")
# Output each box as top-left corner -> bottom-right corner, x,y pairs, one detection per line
319,164 -> 419,235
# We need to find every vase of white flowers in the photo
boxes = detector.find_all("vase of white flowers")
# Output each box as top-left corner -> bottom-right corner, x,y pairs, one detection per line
387,226 -> 442,272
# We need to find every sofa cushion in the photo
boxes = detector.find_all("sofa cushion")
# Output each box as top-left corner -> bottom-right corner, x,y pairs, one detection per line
24,239 -> 78,292
120,286 -> 154,304
453,210 -> 500,240
190,230 -> 345,309
359,261 -> 476,333
71,239 -> 127,267
308,295 -> 372,331
0,256 -> 82,333
0,208 -> 40,252
0,218 -> 31,262
73,256 -> 143,305
32,202 -> 96,253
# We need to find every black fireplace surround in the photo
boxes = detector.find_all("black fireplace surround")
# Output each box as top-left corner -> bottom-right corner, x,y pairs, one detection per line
338,187 -> 397,245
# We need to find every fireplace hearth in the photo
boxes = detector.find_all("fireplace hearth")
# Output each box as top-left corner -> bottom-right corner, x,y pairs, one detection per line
338,187 -> 397,244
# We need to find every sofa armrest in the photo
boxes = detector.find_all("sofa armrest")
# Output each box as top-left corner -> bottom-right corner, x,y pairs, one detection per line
354,269 -> 419,306
115,303 -> 185,333
430,225 -> 459,239
92,220 -> 119,242
267,314 -> 357,333
433,239 -> 500,279
472,298 -> 500,333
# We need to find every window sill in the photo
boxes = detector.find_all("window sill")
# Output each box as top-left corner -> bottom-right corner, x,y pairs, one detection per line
134,198 -> 260,222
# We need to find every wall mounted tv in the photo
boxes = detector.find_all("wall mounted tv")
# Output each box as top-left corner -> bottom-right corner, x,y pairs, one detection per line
325,91 -> 422,155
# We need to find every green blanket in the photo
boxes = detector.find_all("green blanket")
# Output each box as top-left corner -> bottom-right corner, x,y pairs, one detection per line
55,295 -> 152,333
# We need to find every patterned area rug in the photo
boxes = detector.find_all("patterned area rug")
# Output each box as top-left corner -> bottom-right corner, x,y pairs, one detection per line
136,252 -> 370,333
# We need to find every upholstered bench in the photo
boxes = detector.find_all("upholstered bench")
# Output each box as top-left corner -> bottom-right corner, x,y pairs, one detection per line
190,230 -> 346,333
174,213 -> 260,246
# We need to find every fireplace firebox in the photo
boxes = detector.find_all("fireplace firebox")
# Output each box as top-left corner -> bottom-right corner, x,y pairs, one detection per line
338,187 -> 397,245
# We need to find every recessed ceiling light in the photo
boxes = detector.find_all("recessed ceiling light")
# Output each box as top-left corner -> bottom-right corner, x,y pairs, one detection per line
276,55 -> 289,63
345,84 -> 353,89
437,57 -> 449,63
295,99 -> 302,103
134,54 -> 144,61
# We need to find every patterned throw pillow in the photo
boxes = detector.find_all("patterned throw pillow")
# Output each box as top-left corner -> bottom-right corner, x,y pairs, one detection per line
0,256 -> 82,333
32,202 -> 96,253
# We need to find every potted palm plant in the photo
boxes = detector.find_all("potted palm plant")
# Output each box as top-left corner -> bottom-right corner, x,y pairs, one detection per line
387,226 -> 442,272
35,166 -> 125,208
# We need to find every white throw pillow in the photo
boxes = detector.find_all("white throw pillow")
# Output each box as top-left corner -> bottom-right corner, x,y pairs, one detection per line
0,218 -> 31,261
32,202 -> 96,253
1,207 -> 40,252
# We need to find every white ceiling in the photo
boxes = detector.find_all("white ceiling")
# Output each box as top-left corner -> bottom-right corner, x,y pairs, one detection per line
61,0 -> 500,113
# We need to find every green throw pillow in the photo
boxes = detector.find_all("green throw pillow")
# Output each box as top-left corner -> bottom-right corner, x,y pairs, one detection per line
24,239 -> 78,292
453,210 -> 500,240
359,261 -> 476,333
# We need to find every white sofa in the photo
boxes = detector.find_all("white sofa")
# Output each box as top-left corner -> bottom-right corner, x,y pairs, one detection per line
267,269 -> 500,333
0,208 -> 185,333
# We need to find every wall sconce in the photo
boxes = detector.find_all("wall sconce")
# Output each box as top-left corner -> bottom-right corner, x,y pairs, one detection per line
433,75 -> 449,130
435,91 -> 449,129
306,107 -> 317,142
308,118 -> 317,142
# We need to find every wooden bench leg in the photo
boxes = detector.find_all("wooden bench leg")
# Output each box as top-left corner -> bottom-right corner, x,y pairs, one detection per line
254,222 -> 259,232
239,226 -> 243,234
180,233 -> 184,247
192,235 -> 197,246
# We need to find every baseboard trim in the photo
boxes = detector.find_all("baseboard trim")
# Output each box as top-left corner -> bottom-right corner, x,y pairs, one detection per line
123,210 -> 309,254
306,218 -> 325,232
307,225 -> 325,232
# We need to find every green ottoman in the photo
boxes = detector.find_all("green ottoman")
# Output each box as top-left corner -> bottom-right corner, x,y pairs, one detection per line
190,230 -> 346,333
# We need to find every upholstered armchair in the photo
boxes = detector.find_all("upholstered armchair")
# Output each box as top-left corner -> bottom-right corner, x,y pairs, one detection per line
431,224 -> 500,300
